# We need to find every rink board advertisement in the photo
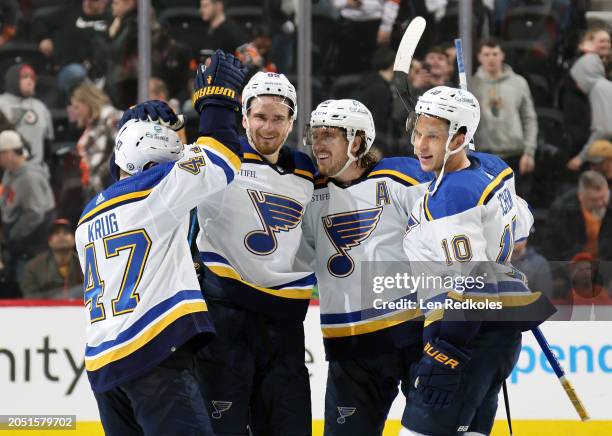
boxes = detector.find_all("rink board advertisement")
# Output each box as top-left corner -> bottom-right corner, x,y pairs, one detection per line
0,301 -> 611,434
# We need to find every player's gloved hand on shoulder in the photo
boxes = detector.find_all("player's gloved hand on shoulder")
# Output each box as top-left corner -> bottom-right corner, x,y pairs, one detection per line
413,338 -> 471,409
118,100 -> 185,131
192,49 -> 247,113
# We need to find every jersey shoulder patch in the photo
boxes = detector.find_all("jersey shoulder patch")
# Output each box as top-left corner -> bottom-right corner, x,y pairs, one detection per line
367,157 -> 433,186
424,156 -> 513,220
291,149 -> 316,182
79,162 -> 175,225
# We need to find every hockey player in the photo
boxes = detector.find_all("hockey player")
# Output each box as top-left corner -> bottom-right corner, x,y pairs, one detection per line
300,99 -> 432,435
194,72 -> 315,435
118,71 -> 315,435
401,86 -> 555,435
75,50 -> 246,435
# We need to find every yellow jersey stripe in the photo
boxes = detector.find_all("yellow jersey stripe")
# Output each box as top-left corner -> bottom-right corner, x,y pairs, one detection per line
294,168 -> 314,180
244,152 -> 263,161
85,301 -> 207,371
424,308 -> 444,327
322,308 -> 421,338
78,189 -> 153,226
196,136 -> 241,172
478,167 -> 514,206
369,169 -> 419,186
208,265 -> 312,299
424,192 -> 434,221
448,290 -> 542,307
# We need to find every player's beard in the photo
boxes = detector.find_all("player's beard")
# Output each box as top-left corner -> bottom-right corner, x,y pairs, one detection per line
318,153 -> 350,177
251,124 -> 291,157
254,136 -> 284,156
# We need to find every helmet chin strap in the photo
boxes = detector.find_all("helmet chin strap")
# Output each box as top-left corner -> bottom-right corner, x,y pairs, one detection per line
331,135 -> 363,179
430,135 -> 468,195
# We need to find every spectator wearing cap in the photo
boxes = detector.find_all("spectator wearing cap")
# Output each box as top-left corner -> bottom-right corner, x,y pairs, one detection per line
20,219 -> 83,299
586,139 -> 612,186
545,170 -> 612,261
0,130 -> 56,284
0,63 -> 54,165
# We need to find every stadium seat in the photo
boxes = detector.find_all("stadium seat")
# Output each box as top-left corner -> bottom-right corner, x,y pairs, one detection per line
159,7 -> 208,50
501,6 -> 559,42
31,0 -> 75,10
51,108 -> 81,143
35,74 -> 61,109
536,106 -> 565,148
527,73 -> 552,107
329,74 -> 363,100
153,0 -> 198,11
225,6 -> 263,32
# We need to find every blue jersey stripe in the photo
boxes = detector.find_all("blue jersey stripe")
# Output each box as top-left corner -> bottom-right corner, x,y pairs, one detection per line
85,290 -> 204,357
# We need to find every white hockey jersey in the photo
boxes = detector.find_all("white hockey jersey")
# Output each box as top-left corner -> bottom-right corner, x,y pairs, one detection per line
302,157 -> 432,359
197,138 -> 316,320
76,137 -> 240,392
403,152 -> 555,339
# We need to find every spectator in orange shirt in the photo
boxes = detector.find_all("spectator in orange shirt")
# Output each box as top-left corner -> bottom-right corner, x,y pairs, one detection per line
545,170 -> 612,261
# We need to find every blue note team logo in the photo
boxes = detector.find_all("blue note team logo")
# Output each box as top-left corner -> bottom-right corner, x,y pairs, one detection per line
244,189 -> 305,255
323,207 -> 383,278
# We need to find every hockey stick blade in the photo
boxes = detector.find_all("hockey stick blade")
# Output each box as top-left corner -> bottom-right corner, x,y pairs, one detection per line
394,16 -> 426,74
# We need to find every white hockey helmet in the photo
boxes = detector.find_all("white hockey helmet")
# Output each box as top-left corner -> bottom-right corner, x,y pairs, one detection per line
414,86 -> 480,147
113,119 -> 183,176
242,71 -> 297,120
308,99 -> 376,156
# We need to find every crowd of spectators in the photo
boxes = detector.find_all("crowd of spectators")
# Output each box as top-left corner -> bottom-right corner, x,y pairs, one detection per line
0,0 -> 610,308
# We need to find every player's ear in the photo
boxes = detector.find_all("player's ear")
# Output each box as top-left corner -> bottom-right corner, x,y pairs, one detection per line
351,134 -> 362,154
242,115 -> 248,130
450,131 -> 465,151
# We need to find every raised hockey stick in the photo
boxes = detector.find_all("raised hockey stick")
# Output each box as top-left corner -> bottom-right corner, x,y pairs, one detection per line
454,38 -> 475,150
532,327 -> 590,421
394,16 -> 427,75
454,38 -> 468,91
393,16 -> 426,113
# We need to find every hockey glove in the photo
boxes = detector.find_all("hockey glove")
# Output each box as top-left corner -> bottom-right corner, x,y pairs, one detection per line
413,338 -> 471,409
118,100 -> 185,131
192,49 -> 247,113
